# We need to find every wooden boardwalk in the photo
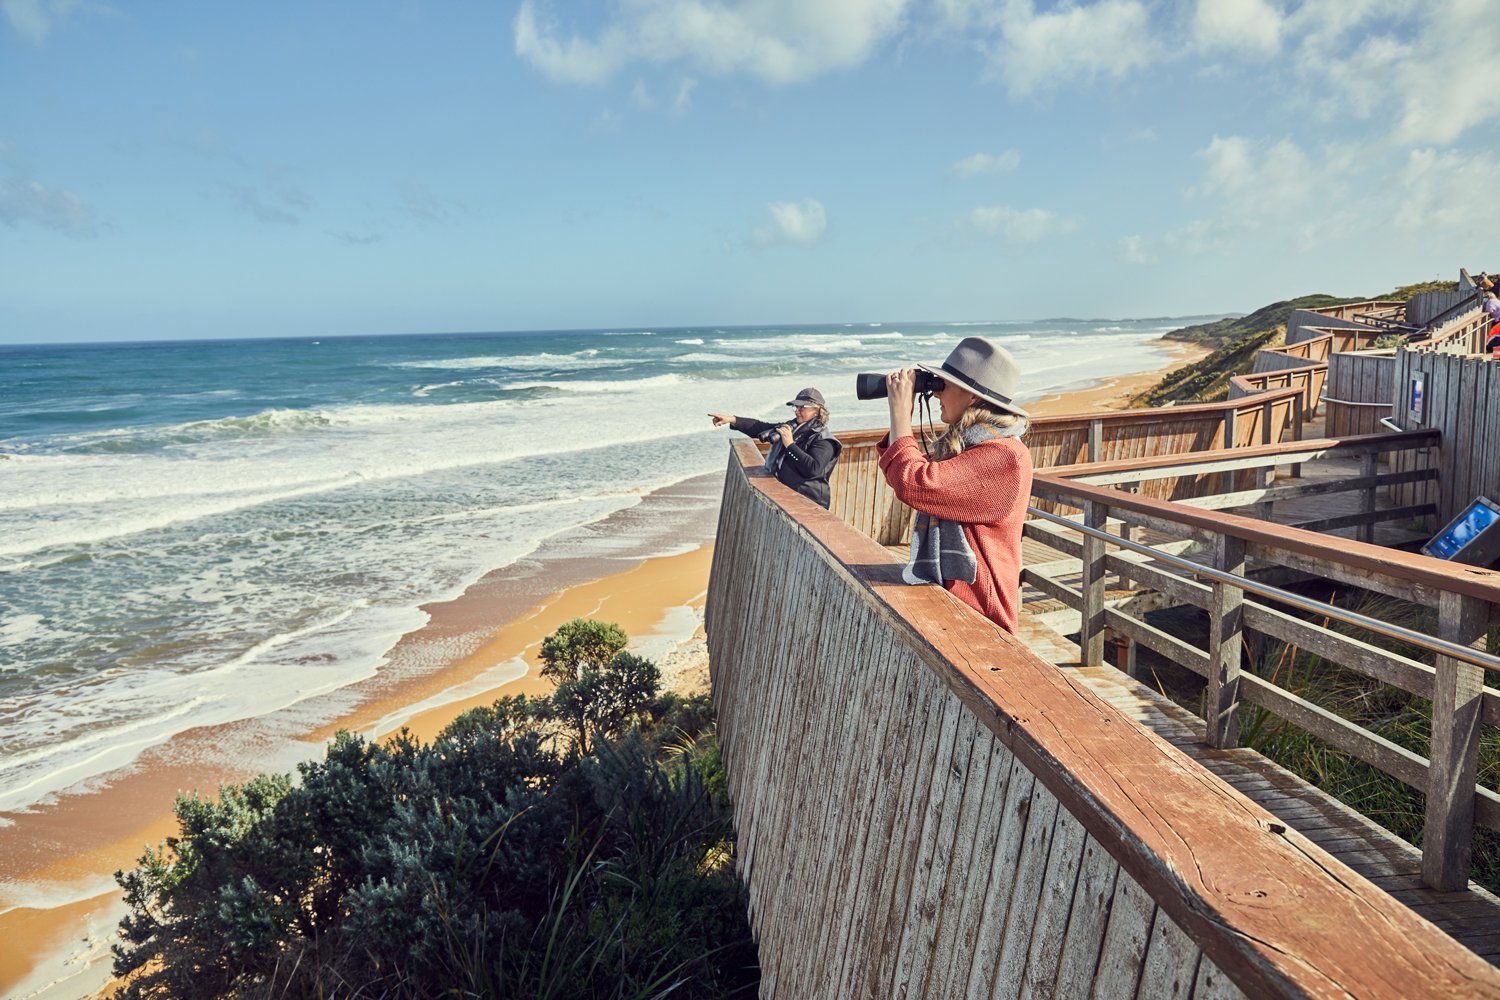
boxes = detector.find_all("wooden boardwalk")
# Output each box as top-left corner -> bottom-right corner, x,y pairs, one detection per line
1014,442 -> 1500,967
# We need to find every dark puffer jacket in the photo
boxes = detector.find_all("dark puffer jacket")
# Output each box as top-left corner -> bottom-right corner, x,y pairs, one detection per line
730,416 -> 844,509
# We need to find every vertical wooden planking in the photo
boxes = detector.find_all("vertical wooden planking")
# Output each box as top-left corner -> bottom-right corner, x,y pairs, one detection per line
1135,911 -> 1202,1000
1089,874 -> 1156,1000
890,698 -> 972,997
1081,501 -> 1108,665
1485,359 -> 1500,518
1190,955 -> 1247,1000
1423,591 -> 1489,890
1469,359 -> 1492,518
1017,806 -> 1091,999
1054,835 -> 1124,997
1423,353 -> 1448,518
812,621 -> 905,996
1205,534 -> 1246,747
925,735 -> 1015,999
827,630 -> 913,998
959,759 -> 1038,999
870,670 -> 953,994
850,655 -> 944,995
915,719 -> 997,998
1439,354 -> 1466,521
1455,358 -> 1481,510
990,783 -> 1064,997
782,581 -> 863,993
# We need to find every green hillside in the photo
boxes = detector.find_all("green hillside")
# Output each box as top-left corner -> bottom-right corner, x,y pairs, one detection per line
1132,281 -> 1458,406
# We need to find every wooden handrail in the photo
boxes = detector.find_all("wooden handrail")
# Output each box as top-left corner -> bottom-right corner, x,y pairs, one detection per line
1044,430 -> 1438,480
708,437 -> 1500,996
1031,469 -> 1500,606
1030,467 -> 1497,891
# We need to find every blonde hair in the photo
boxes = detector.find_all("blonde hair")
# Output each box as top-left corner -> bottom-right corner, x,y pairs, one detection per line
800,404 -> 830,427
929,400 -> 1020,461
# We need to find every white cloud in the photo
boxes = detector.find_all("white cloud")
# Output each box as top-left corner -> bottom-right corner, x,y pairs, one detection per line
986,0 -> 1155,97
2,0 -> 103,45
1120,234 -> 1156,264
1164,216 -> 1235,256
965,204 -> 1075,242
953,149 -> 1020,177
1192,134 -> 1323,222
0,175 -> 96,235
513,3 -> 625,84
1282,0 -> 1500,146
1391,148 -> 1500,234
753,198 -> 827,246
630,79 -> 653,110
1191,0 -> 1283,57
514,0 -> 911,86
673,77 -> 698,114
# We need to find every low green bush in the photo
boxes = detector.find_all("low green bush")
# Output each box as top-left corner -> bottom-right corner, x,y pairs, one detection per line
112,619 -> 757,999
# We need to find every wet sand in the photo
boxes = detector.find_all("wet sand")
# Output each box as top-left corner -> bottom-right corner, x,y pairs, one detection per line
0,340 -> 1206,998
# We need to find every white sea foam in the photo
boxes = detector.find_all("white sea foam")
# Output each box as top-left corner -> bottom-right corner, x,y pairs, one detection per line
1,319 -> 1179,821
392,350 -> 610,371
496,373 -> 688,394
675,338 -> 704,345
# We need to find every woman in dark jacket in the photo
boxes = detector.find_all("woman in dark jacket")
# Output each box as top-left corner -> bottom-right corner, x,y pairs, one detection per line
709,387 -> 843,508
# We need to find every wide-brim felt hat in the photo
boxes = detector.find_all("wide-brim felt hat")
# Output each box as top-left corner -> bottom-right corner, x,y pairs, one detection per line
917,336 -> 1028,418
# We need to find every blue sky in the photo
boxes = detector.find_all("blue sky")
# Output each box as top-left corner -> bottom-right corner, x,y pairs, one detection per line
3,0 -> 1498,344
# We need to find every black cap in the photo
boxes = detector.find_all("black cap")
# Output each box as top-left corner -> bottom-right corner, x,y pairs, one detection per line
786,387 -> 826,408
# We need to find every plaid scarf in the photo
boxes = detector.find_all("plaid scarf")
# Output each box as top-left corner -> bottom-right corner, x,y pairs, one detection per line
902,417 -> 1027,586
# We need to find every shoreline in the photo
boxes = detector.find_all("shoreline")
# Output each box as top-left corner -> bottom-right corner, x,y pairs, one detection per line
0,477 -> 723,999
0,337 -> 1205,999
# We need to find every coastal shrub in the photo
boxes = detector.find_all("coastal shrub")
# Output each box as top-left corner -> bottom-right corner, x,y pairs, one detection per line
111,620 -> 757,999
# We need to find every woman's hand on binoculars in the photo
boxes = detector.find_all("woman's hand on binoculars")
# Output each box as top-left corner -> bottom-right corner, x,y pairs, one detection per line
886,369 -> 916,440
886,369 -> 917,410
775,424 -> 794,446
708,412 -> 733,427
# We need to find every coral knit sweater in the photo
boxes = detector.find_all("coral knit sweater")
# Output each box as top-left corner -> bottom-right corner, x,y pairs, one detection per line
877,432 -> 1033,633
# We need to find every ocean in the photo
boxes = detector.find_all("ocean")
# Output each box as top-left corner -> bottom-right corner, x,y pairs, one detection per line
0,318 -> 1192,816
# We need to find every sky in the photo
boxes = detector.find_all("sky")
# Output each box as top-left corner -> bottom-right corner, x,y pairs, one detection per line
3,0 -> 1499,344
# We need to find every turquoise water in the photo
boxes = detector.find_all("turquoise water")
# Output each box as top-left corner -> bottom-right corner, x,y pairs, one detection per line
0,318 -> 1198,811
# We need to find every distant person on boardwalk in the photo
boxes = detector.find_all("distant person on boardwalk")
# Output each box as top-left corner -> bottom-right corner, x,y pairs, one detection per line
709,388 -> 843,509
877,337 -> 1033,633
1485,292 -> 1500,353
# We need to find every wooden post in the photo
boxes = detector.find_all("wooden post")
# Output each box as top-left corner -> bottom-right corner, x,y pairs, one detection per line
1118,484 -> 1137,591
1290,393 -> 1304,479
1204,534 -> 1247,748
1087,418 -> 1102,464
1359,451 -> 1377,544
1080,500 -> 1108,667
1422,592 -> 1488,891
1260,400 -> 1273,445
1220,409 -> 1237,495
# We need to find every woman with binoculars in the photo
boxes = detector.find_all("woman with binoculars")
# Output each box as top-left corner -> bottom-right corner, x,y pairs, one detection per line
876,337 -> 1033,634
708,387 -> 843,509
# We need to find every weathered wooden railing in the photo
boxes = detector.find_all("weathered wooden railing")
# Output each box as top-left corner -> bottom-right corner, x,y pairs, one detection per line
1391,346 -> 1500,525
1035,430 -> 1439,542
828,388 -> 1304,544
1411,305 -> 1492,355
1322,349 -> 1396,436
1024,446 -> 1500,894
1227,364 -> 1325,418
707,438 -> 1500,997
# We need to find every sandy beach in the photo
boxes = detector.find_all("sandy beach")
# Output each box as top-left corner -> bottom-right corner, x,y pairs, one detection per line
0,341 -> 1208,999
